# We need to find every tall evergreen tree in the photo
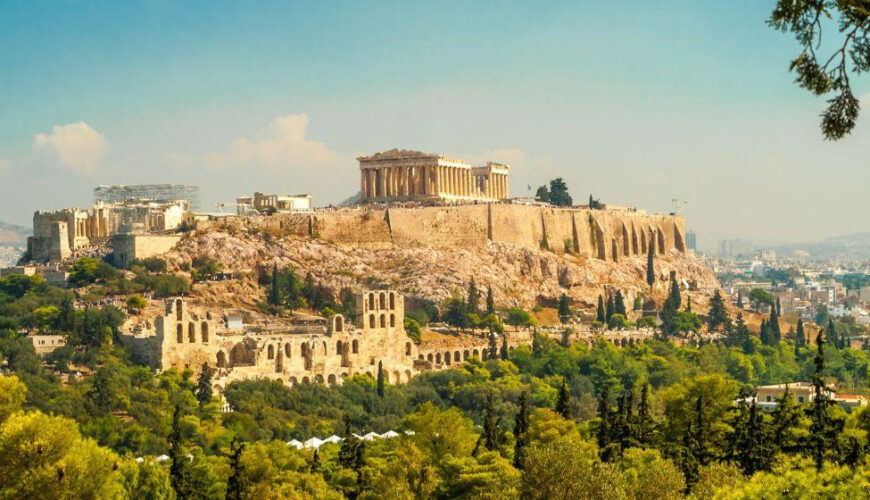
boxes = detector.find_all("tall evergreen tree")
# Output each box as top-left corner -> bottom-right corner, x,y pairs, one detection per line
268,262 -> 280,307
555,379 -> 572,419
596,384 -> 613,456
668,276 -> 682,311
769,306 -> 781,344
226,439 -> 245,500
827,318 -> 839,349
482,392 -> 502,452
488,332 -> 498,360
636,384 -> 653,445
169,405 -> 189,498
339,415 -> 363,470
731,397 -> 773,476
500,335 -> 509,360
776,297 -> 782,316
57,295 -> 76,333
807,330 -> 843,470
486,286 -> 495,315
707,290 -> 729,331
558,293 -> 570,322
736,293 -> 744,309
605,294 -> 615,322
513,392 -> 530,469
772,386 -> 802,455
646,244 -> 655,289
614,290 -> 626,316
795,319 -> 806,347
467,278 -> 480,315
195,363 -> 213,407
376,361 -> 385,398
596,295 -> 606,323
759,318 -> 772,347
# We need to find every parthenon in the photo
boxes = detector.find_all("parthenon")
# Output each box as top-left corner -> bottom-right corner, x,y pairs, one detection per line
358,149 -> 509,203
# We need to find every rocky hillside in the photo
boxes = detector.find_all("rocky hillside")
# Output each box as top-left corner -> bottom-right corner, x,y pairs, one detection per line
162,224 -> 719,312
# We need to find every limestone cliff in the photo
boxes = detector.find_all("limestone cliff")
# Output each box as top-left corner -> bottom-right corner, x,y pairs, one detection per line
163,205 -> 718,311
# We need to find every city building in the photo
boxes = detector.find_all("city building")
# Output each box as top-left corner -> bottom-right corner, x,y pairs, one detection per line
686,230 -> 697,252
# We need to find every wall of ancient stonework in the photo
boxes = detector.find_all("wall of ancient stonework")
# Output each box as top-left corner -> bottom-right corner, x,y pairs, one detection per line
111,234 -> 183,267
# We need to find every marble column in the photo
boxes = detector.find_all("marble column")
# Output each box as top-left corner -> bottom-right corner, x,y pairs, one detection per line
434,166 -> 441,196
360,169 -> 366,199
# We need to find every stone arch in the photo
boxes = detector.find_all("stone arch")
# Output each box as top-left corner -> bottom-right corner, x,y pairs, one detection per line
472,349 -> 480,358
389,292 -> 395,310
302,376 -> 310,384
380,314 -> 386,328
201,322 -> 209,343
216,350 -> 227,368
285,344 -> 292,358
213,384 -> 223,394
622,224 -> 630,256
336,340 -> 343,356
418,354 -> 424,360
591,219 -> 606,260
352,339 -> 359,353
327,374 -> 337,385
393,370 -> 400,384
368,293 -> 375,310
230,343 -> 255,367
340,373 -> 347,380
176,323 -> 183,343
322,341 -> 327,355
268,344 -> 275,360
289,376 -> 298,386
405,369 -> 412,381
444,351 -> 451,365
464,349 -> 470,360
379,292 -> 386,309
427,353 -> 433,362
188,322 -> 196,343
175,299 -> 182,321
454,351 -> 461,362
482,349 -> 488,360
369,314 -> 376,328
631,225 -> 639,255
275,349 -> 283,372
405,342 -> 412,355
435,352 -> 442,364
315,374 -> 324,384
335,316 -> 344,331
673,223 -> 685,252
390,314 -> 395,328
301,342 -> 309,358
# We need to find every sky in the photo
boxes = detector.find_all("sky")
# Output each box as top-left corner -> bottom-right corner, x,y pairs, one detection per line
1,0 -> 869,251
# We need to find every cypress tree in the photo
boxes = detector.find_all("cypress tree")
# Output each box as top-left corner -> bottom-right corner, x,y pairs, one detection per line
558,293 -> 570,322
776,297 -> 782,316
596,384 -> 612,453
486,286 -> 495,315
195,363 -> 213,407
736,293 -> 744,309
310,448 -> 320,472
556,379 -> 572,419
807,330 -> 843,470
500,335 -> 509,360
605,294 -> 615,322
646,244 -> 655,289
488,332 -> 498,360
339,415 -> 361,469
759,318 -> 771,347
376,361 -> 385,398
596,295 -> 606,323
614,290 -> 626,316
269,262 -> 280,307
636,384 -> 653,445
772,386 -> 802,454
482,392 -> 502,451
169,405 -> 189,498
827,318 -> 839,349
769,307 -> 781,344
467,279 -> 479,315
513,392 -> 530,469
226,439 -> 245,500
795,319 -> 806,347
669,276 -> 682,311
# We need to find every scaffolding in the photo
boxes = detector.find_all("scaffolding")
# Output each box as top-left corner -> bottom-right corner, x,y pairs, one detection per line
94,184 -> 201,210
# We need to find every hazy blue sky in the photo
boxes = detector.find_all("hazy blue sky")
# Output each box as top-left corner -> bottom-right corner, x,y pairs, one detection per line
1,1 -> 868,249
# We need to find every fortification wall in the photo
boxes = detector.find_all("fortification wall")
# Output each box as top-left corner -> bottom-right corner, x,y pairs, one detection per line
301,204 -> 686,262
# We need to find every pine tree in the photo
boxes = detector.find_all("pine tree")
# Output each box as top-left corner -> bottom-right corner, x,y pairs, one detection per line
482,392 -> 502,451
268,262 -> 280,307
614,291 -> 626,316
807,330 -> 843,470
605,294 -> 615,322
732,397 -> 772,475
558,293 -> 570,322
771,386 -> 802,454
596,295 -> 606,323
310,448 -> 320,472
339,415 -> 362,469
226,439 -> 245,500
195,363 -> 213,407
646,244 -> 655,289
169,405 -> 189,498
376,361 -> 385,398
467,279 -> 480,315
556,379 -> 572,419
486,286 -> 495,315
707,290 -> 728,331
513,392 -> 530,469
500,335 -> 509,360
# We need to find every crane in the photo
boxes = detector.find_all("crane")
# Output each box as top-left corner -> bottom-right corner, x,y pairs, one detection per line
671,198 -> 687,216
